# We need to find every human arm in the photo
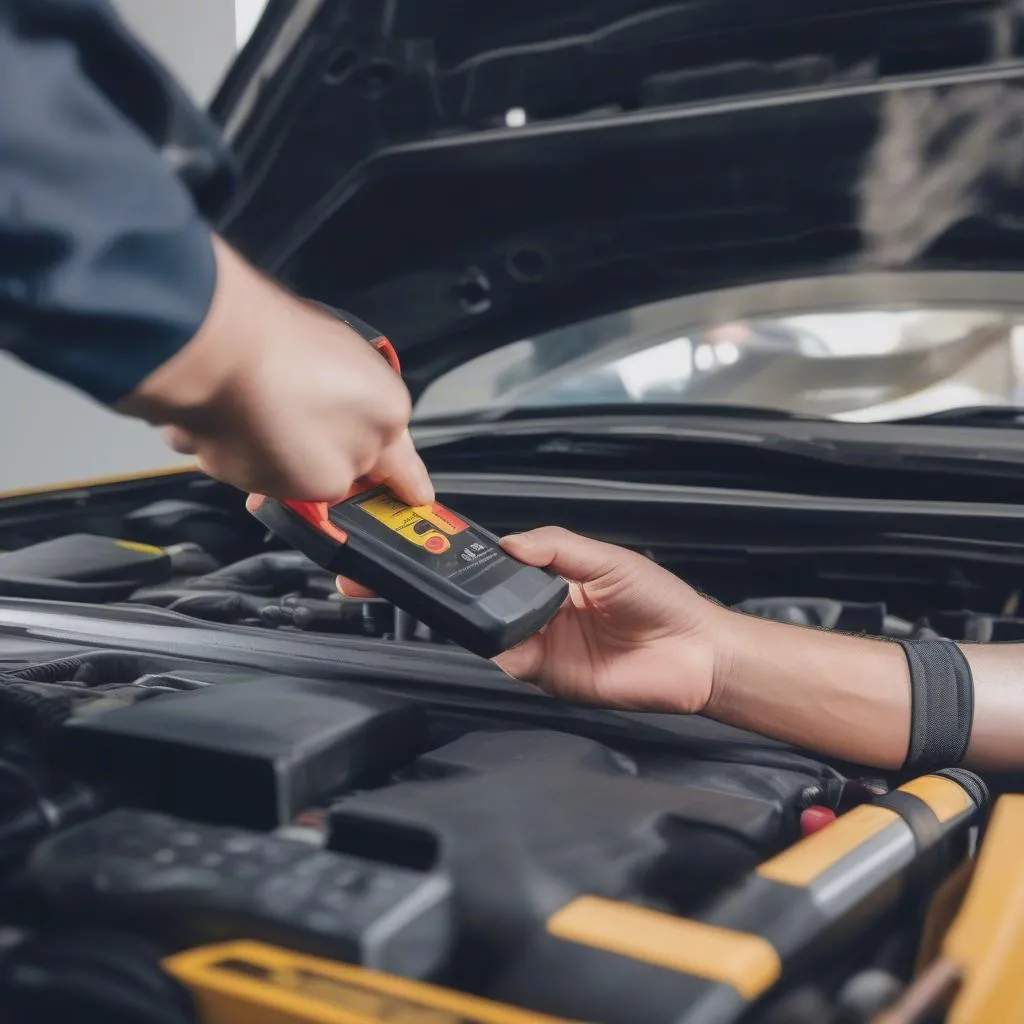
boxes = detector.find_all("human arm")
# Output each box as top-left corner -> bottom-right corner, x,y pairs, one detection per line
0,0 -> 222,407
491,527 -> 1024,772
0,1 -> 431,504
116,236 -> 434,505
708,614 -> 1024,772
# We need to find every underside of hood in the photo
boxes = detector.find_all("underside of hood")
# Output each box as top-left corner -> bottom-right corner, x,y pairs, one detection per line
211,0 -> 1024,398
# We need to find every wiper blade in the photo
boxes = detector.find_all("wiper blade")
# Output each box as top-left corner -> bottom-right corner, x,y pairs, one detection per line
896,406 -> 1024,427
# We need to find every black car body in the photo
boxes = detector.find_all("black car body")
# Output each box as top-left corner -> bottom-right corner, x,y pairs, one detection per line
0,1 -> 1023,1021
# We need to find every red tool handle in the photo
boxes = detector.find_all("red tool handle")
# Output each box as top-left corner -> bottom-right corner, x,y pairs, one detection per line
364,333 -> 402,376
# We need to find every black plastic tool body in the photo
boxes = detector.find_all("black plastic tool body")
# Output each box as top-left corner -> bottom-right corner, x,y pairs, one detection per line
251,487 -> 568,659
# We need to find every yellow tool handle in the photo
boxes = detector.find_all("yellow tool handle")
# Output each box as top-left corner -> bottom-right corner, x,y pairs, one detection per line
943,793 -> 1024,1023
164,940 -> 578,1024
874,793 -> 1024,1024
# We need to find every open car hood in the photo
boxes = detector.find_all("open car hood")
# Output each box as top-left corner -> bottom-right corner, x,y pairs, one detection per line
211,0 -> 1024,400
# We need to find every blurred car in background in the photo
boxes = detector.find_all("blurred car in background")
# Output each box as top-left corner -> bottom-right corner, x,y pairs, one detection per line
416,301 -> 1021,421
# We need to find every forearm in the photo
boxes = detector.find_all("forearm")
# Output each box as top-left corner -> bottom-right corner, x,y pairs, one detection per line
705,611 -> 912,769
705,609 -> 1024,770
957,642 -> 1024,770
116,236 -> 288,424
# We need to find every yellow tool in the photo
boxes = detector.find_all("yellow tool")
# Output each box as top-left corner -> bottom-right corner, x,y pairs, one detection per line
164,940 -> 580,1024
875,793 -> 1024,1024
491,772 -> 987,1024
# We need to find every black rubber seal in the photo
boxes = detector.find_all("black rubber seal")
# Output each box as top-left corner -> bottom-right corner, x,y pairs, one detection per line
873,786 -> 949,901
897,639 -> 974,773
935,767 -> 989,811
873,790 -> 942,852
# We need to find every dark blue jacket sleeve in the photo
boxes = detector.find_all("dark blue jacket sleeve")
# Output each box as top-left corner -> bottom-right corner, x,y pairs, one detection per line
0,0 -> 237,405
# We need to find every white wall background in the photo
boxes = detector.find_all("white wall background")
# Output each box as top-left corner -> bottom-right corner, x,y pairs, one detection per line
0,0 -> 265,491
235,0 -> 270,49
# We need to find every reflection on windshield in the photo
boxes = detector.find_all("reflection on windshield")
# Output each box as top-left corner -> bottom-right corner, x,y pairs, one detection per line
414,300 -> 1024,422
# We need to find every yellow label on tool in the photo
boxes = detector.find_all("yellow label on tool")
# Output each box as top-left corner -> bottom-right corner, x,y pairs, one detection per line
357,493 -> 467,555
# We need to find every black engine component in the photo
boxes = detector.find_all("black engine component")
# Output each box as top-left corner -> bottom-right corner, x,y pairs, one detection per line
931,610 -> 1024,642
328,729 -> 810,987
0,475 -> 1009,1021
58,675 -> 424,830
0,784 -> 102,868
23,808 -> 453,979
0,928 -> 195,1024
0,653 -> 204,809
0,535 -> 171,587
122,500 -> 255,565
0,536 -> 172,601
176,551 -> 319,596
489,771 -> 985,1024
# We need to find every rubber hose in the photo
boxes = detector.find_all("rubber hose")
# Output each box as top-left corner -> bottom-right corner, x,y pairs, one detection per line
128,585 -> 235,607
0,682 -> 73,737
5,656 -> 91,684
0,928 -> 193,1024
187,551 -> 318,595
166,591 -> 266,622
6,652 -> 180,688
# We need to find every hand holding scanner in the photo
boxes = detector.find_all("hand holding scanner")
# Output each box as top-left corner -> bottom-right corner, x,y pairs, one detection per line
246,311 -> 567,659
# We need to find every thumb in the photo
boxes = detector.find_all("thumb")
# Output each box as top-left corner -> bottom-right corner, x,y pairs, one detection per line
500,526 -> 621,584
493,631 -> 547,684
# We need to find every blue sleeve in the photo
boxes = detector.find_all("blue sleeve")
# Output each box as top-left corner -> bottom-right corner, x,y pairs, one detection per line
0,0 -> 237,405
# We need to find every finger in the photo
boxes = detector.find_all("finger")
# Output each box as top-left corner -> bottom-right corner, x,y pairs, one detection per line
500,526 -> 622,584
336,575 -> 378,599
162,425 -> 199,455
492,632 -> 547,684
371,430 -> 435,506
193,449 -> 263,494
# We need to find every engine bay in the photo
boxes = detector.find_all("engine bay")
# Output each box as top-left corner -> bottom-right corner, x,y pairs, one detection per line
0,468 -> 1015,646
0,468 -> 1014,1022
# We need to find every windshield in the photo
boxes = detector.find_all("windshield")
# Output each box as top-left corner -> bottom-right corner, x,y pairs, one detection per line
414,299 -> 1024,423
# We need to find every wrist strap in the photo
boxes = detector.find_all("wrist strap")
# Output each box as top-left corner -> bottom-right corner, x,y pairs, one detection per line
896,639 -> 974,773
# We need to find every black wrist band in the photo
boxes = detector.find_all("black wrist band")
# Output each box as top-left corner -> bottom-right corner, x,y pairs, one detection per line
896,639 -> 974,773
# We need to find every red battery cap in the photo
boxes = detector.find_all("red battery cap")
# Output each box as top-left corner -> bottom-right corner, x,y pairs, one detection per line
800,805 -> 838,836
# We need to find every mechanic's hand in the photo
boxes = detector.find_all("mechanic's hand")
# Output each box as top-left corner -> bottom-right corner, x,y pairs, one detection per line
338,526 -> 723,713
117,237 -> 434,506
491,528 -> 721,713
